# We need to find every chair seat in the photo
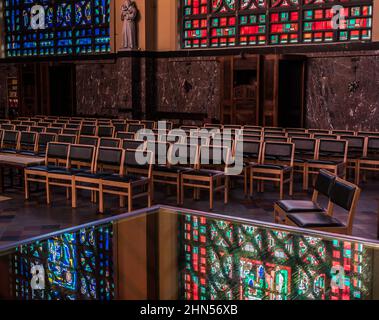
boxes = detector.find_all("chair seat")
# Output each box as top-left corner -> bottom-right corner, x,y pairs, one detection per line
18,151 -> 37,156
75,171 -> 114,179
252,164 -> 292,171
184,169 -> 224,177
27,165 -> 65,172
153,165 -> 192,174
276,200 -> 323,213
287,212 -> 344,228
48,168 -> 86,175
0,149 -> 17,154
307,159 -> 343,165
101,174 -> 147,183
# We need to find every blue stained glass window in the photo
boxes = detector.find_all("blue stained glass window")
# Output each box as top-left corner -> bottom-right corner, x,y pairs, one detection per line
4,0 -> 111,57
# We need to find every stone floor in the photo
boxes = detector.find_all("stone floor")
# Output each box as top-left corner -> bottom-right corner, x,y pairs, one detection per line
0,175 -> 378,247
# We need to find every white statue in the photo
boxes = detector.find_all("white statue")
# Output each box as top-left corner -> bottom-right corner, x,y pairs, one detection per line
121,0 -> 138,49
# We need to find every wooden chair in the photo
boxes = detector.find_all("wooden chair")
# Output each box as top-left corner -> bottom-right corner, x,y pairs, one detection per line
308,129 -> 330,135
99,137 -> 121,148
286,128 -> 307,133
340,135 -> 365,184
46,144 -> 96,204
274,169 -> 336,223
357,131 -> 379,137
313,134 -> 338,140
234,139 -> 261,195
24,142 -> 70,201
15,125 -> 30,132
0,124 -> 16,131
72,147 -> 124,210
99,149 -> 153,212
284,177 -> 361,235
264,136 -> 288,143
57,134 -> 77,144
290,137 -> 317,190
113,123 -> 128,133
18,131 -> 38,155
45,127 -> 62,135
127,123 -> 145,133
65,123 -> 81,130
287,132 -> 311,138
356,136 -> 379,185
140,120 -> 156,130
332,130 -> 355,136
97,125 -> 115,138
116,131 -> 135,140
250,141 -> 294,199
305,139 -> 348,190
35,133 -> 57,156
122,139 -> 145,150
29,126 -> 46,133
80,124 -> 97,136
181,145 -> 230,210
0,130 -> 20,153
78,135 -> 99,147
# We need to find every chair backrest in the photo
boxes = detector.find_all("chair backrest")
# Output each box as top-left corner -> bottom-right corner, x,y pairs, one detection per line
238,133 -> 261,141
38,122 -> 50,127
243,125 -> 262,131
168,143 -> 198,167
332,130 -> 355,136
57,134 -> 77,144
97,125 -> 115,138
98,137 -> 120,148
357,131 -> 379,137
141,120 -> 155,130
117,131 -> 135,140
127,123 -> 145,133
80,125 -> 97,136
78,135 -> 99,147
366,137 -> 379,157
62,128 -> 79,135
264,131 -> 287,137
340,135 -> 365,157
122,139 -> 145,150
15,125 -> 30,132
317,139 -> 347,161
198,145 -> 231,171
46,142 -> 70,165
37,133 -> 57,154
264,136 -> 288,143
50,123 -> 65,128
68,144 -> 96,171
329,178 -> 361,233
19,131 -> 37,151
1,124 -> 16,131
264,127 -> 284,132
313,134 -> 338,140
235,139 -> 261,162
242,129 -> 262,136
314,170 -> 336,198
291,137 -> 317,159
1,130 -> 19,149
45,127 -> 62,135
287,132 -> 311,138
114,123 -> 128,133
29,126 -> 46,133
124,149 -> 153,177
95,147 -> 124,174
64,123 -> 81,129
262,142 -> 294,165
308,129 -> 330,134
285,128 -> 307,133
146,141 -> 170,165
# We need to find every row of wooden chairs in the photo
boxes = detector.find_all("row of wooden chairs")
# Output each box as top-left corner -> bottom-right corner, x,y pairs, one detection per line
274,170 -> 361,235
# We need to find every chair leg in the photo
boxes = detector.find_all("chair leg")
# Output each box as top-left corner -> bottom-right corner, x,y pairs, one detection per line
71,179 -> 77,208
304,166 -> 309,191
46,177 -> 51,204
176,176 -> 181,205
99,183 -> 104,214
224,176 -> 229,204
355,161 -> 360,185
148,182 -> 152,207
289,171 -> 294,196
279,174 -> 284,200
24,173 -> 29,200
209,180 -> 214,210
128,186 -> 133,212
120,195 -> 125,207
249,170 -> 254,197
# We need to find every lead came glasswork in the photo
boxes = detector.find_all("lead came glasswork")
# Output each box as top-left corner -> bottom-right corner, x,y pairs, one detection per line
4,0 -> 111,57
181,0 -> 373,48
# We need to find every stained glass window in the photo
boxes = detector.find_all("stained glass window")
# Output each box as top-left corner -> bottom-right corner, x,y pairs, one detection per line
4,0 -> 111,57
181,0 -> 373,48
11,224 -> 114,300
181,214 -> 371,300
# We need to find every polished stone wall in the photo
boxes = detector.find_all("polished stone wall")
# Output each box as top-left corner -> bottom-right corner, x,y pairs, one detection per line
154,57 -> 221,120
305,52 -> 379,131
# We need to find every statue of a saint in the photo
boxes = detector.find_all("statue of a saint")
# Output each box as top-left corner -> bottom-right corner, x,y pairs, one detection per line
121,0 -> 138,49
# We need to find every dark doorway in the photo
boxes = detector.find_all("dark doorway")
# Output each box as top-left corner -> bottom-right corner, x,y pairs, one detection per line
278,60 -> 305,128
49,65 -> 76,116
